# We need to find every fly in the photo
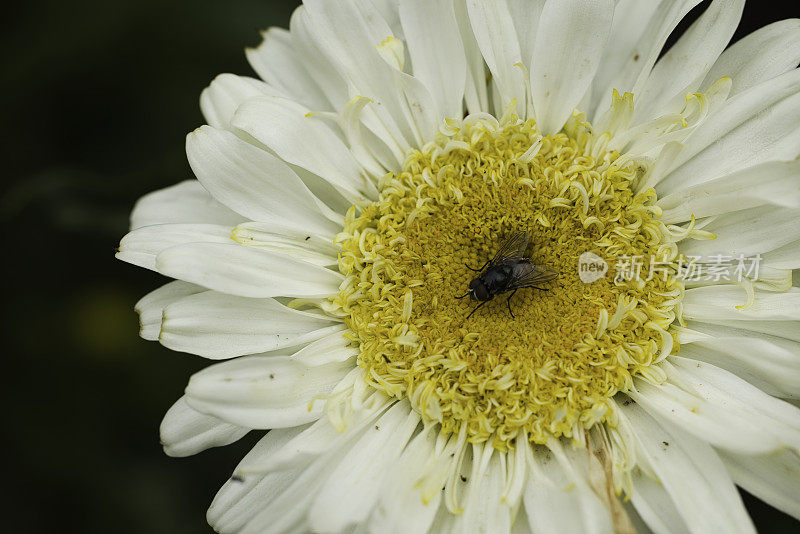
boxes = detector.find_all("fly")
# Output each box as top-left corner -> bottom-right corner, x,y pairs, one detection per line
457,231 -> 557,320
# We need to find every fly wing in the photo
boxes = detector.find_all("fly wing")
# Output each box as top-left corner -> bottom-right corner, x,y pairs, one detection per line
489,231 -> 530,266
506,261 -> 558,290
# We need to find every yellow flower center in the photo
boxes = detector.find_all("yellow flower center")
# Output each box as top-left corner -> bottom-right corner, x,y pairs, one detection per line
333,113 -> 681,449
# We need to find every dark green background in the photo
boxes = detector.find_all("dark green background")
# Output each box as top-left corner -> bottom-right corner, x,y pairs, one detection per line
2,1 -> 798,532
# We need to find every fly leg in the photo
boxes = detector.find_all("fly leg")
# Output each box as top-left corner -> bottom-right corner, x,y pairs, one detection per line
455,291 -> 471,299
505,289 -> 518,318
465,299 -> 489,320
466,258 -> 491,272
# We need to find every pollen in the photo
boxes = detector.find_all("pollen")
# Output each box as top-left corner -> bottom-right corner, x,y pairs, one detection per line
331,111 -> 683,449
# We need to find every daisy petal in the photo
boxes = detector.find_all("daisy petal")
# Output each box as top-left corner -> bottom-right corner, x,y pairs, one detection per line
128,180 -> 245,230
630,358 -> 800,455
657,159 -> 800,224
634,0 -> 744,123
453,0 -> 489,114
231,221 -> 339,266
245,27 -> 332,112
308,401 -> 421,533
185,355 -> 353,429
160,396 -> 249,457
232,95 -> 375,203
466,0 -> 526,116
701,19 -> 800,97
155,242 -> 344,299
531,0 -> 614,134
186,125 -> 342,235
629,468 -> 691,534
682,286 -> 800,322
134,280 -> 204,341
160,291 -> 343,359
399,0 -> 466,121
719,448 -> 800,521
200,73 -> 283,131
452,443 -> 513,534
621,401 -> 755,534
207,425 -> 309,533
117,223 -> 233,271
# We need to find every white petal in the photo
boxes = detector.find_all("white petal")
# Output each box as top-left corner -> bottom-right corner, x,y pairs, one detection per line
160,291 -> 343,359
678,205 -> 800,257
116,223 -> 233,271
290,330 -> 360,367
676,322 -> 800,399
308,401 -> 421,533
684,316 -> 800,343
159,396 -> 249,457
682,286 -> 800,322
620,401 -> 755,534
245,27 -> 333,111
589,0 -> 662,117
185,355 -> 353,429
232,221 -> 339,266
134,280 -> 204,341
232,95 -> 376,202
531,0 -> 614,134
629,468 -> 690,534
593,0 -> 702,119
454,0 -> 490,114
630,358 -> 800,455
701,19 -> 800,98
186,125 -> 342,235
452,443 -> 513,534
658,159 -> 800,224
207,425 -> 309,533
467,0 -> 526,117
200,73 -> 284,130
506,0 -> 546,74
634,0 -> 744,123
719,448 -> 800,521
399,0 -> 466,120
155,242 -> 343,299
764,240 -> 800,270
369,425 -> 441,534
523,441 -> 614,534
128,180 -> 245,230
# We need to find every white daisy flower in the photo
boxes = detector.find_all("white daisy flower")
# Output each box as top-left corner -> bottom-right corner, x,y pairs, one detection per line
118,0 -> 800,532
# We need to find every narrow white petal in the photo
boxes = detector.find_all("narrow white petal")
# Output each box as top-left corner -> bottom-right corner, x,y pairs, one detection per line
452,443 -> 513,534
620,401 -> 755,534
116,223 -> 233,271
185,355 -> 353,429
159,396 -> 249,457
160,291 -> 342,359
658,160 -> 800,224
593,0 -> 702,119
186,125 -> 342,235
369,425 -> 441,534
155,242 -> 343,299
232,95 -> 375,203
630,358 -> 800,455
589,0 -> 662,117
207,426 -> 309,533
682,286 -> 800,322
308,401 -> 421,533
200,73 -> 283,130
677,322 -> 800,399
454,0 -> 490,114
531,0 -> 614,134
679,205 -> 800,258
719,448 -> 800,521
634,0 -> 744,123
701,19 -> 800,97
245,27 -> 332,111
232,221 -> 339,267
506,0 -> 546,73
467,0 -> 527,117
134,280 -> 204,341
289,331 -> 360,367
684,317 -> 800,343
629,468 -> 690,534
128,180 -> 245,230
399,0 -> 467,120
523,441 -> 614,534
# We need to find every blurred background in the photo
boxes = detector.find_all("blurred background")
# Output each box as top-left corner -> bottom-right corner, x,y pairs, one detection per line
1,1 -> 798,532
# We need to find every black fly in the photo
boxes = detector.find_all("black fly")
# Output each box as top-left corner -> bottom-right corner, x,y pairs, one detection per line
457,231 -> 557,320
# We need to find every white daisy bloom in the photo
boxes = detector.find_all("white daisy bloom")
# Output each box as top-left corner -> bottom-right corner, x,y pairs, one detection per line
118,0 -> 800,532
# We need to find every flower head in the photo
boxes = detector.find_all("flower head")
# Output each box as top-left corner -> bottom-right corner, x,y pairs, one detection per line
119,1 -> 800,532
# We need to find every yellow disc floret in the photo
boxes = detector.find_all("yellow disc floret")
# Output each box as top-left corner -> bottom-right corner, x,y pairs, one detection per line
331,112 -> 681,449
